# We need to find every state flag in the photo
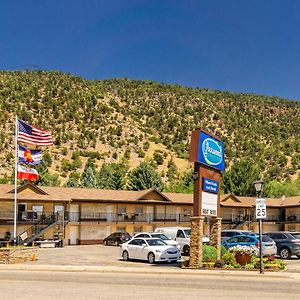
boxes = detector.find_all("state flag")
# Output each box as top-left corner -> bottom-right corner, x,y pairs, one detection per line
17,164 -> 39,181
18,145 -> 43,165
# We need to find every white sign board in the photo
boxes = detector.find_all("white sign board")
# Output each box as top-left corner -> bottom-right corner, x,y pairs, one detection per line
256,198 -> 266,219
202,191 -> 217,216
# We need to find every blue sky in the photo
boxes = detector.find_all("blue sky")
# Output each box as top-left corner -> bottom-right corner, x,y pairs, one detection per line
1,0 -> 300,100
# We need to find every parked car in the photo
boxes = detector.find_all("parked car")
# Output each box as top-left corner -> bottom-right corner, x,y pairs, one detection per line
264,231 -> 300,259
154,227 -> 209,256
103,232 -> 131,246
133,232 -> 180,249
121,237 -> 181,264
221,230 -> 256,243
222,234 -> 277,256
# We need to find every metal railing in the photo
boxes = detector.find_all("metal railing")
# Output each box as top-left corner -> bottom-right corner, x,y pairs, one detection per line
65,212 -> 191,224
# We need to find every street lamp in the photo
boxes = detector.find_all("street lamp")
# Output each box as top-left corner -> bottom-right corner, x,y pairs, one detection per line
254,179 -> 264,274
254,180 -> 264,196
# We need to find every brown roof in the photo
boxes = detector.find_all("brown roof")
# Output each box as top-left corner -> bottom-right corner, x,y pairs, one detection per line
0,184 -> 300,207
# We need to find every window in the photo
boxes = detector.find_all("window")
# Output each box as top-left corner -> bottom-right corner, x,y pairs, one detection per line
183,208 -> 191,216
118,207 -> 126,215
32,205 -> 43,217
147,239 -> 167,246
237,236 -> 253,243
128,239 -> 140,245
227,237 -> 238,243
184,229 -> 191,238
271,233 -> 286,240
135,233 -> 148,238
135,207 -> 143,215
176,230 -> 185,238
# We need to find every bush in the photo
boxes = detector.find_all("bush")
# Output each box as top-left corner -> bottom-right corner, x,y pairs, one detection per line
222,252 -> 236,265
221,245 -> 228,257
203,245 -> 217,262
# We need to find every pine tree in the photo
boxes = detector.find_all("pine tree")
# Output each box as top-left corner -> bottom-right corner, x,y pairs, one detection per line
127,162 -> 163,191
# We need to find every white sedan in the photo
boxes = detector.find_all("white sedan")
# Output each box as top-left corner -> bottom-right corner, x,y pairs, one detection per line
133,232 -> 180,249
121,237 -> 181,264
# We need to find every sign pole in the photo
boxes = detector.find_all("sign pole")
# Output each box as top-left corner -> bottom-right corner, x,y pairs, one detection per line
256,198 -> 266,274
259,218 -> 263,274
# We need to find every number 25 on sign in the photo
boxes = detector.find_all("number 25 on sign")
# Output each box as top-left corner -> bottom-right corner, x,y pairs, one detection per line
256,198 -> 267,219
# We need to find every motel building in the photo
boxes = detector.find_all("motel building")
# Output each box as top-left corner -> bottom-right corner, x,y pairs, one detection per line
0,183 -> 299,245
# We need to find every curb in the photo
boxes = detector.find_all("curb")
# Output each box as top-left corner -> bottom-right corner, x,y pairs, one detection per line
0,264 -> 295,279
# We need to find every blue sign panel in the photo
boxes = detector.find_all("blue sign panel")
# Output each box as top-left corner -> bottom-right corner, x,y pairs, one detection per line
198,131 -> 225,171
203,178 -> 219,194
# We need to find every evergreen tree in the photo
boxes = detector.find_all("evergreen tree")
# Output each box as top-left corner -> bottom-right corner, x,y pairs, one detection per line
222,159 -> 261,196
81,166 -> 97,188
127,162 -> 163,191
97,163 -> 126,190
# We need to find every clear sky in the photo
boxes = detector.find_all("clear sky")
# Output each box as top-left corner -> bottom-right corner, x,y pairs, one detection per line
1,0 -> 300,100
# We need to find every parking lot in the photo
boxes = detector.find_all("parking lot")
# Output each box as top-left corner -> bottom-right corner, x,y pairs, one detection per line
25,244 -> 300,272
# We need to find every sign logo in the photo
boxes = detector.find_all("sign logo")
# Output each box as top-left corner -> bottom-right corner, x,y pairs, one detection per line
202,138 -> 223,166
197,131 -> 225,171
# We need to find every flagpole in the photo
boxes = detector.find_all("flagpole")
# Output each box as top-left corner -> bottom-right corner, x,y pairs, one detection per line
13,115 -> 18,246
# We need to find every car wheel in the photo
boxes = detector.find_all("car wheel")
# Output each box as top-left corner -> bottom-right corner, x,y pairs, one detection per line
114,241 -> 118,246
279,248 -> 291,259
183,245 -> 190,256
122,251 -> 129,261
148,252 -> 155,264
103,240 -> 108,246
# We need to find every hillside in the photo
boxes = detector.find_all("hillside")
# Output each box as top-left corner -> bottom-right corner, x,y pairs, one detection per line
1,70 -> 300,194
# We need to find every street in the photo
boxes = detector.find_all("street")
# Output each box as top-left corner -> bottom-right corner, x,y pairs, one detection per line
0,270 -> 300,300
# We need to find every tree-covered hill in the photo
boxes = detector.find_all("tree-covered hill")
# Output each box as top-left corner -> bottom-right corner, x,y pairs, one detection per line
1,70 -> 300,196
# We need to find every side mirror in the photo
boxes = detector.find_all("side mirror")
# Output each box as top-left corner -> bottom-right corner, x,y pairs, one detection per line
141,243 -> 146,247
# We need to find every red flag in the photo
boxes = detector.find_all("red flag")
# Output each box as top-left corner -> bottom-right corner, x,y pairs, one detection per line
17,164 -> 39,181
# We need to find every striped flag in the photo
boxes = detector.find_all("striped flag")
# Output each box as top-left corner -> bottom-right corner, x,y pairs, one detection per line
18,145 -> 43,165
17,164 -> 39,181
17,119 -> 53,146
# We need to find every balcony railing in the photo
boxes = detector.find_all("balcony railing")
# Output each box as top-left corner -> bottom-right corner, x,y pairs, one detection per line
286,215 -> 300,222
65,212 -> 191,224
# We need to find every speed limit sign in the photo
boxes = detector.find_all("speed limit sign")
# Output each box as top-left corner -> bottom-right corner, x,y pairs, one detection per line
256,198 -> 267,219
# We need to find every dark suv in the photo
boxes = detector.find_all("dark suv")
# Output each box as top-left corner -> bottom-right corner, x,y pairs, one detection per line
264,232 -> 300,259
103,232 -> 131,246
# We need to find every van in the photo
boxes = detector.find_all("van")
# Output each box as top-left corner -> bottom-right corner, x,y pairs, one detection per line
154,227 -> 209,256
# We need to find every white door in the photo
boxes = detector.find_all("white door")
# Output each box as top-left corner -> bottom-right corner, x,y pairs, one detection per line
54,205 -> 64,220
107,206 -> 114,222
70,204 -> 79,221
146,207 -> 154,222
69,226 -> 78,245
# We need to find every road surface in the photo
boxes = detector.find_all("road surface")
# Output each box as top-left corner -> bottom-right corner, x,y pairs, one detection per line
1,270 -> 299,300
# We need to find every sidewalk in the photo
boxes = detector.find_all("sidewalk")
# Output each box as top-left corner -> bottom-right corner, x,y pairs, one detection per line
0,263 -> 297,280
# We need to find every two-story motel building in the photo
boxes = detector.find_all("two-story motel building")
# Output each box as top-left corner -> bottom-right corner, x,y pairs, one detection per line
0,183 -> 299,245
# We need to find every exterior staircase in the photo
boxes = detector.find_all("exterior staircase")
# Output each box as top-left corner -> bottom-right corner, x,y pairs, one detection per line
16,212 -> 64,245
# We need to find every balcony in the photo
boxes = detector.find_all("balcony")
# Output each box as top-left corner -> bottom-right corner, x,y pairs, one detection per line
286,215 -> 300,223
65,212 -> 191,224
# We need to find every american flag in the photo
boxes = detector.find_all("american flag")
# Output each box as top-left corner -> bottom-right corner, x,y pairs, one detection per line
17,119 -> 54,146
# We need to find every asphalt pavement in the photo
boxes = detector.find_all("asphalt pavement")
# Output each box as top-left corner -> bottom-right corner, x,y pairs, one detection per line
0,244 -> 299,278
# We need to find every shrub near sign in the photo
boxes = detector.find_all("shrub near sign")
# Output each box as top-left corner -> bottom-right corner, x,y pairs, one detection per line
198,131 -> 225,171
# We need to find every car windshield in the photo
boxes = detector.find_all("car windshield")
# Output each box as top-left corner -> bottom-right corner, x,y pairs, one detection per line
151,233 -> 169,240
290,233 -> 300,239
184,229 -> 191,238
262,235 -> 273,242
147,239 -> 167,246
